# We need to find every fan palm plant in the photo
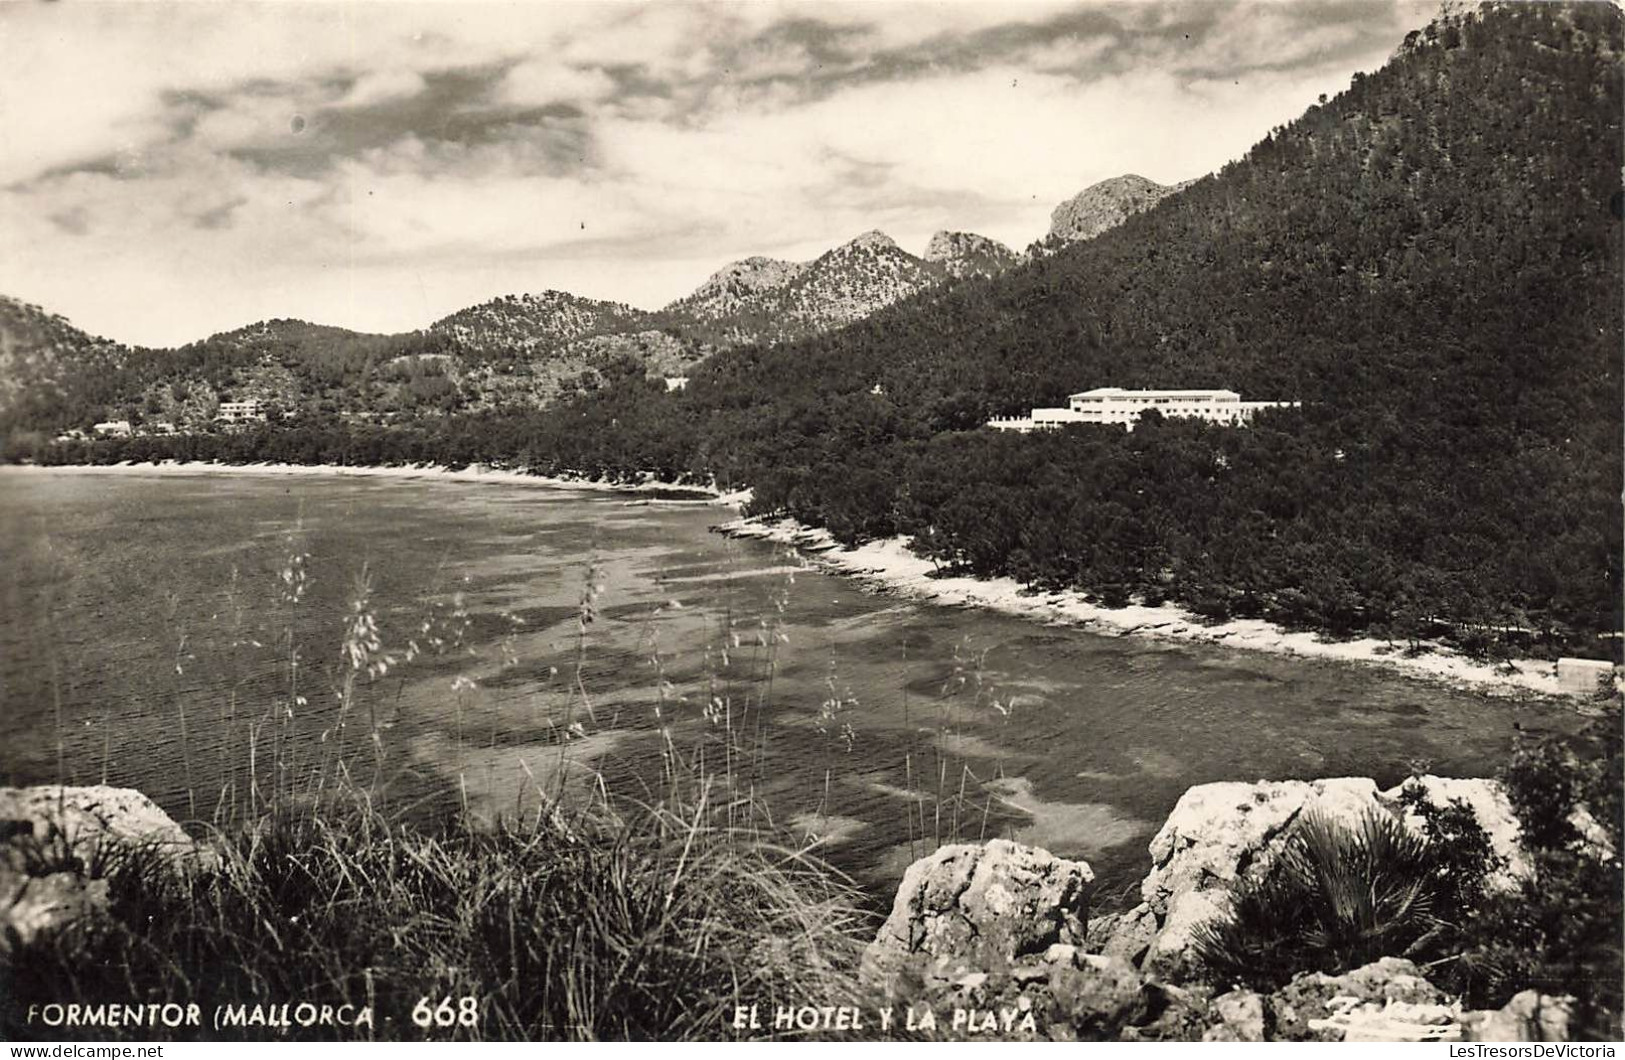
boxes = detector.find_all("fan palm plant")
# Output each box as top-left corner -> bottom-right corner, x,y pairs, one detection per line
1192,807 -> 1453,990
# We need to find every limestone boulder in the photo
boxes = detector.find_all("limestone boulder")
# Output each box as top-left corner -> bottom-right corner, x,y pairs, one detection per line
0,785 -> 195,862
2,872 -> 111,951
1107,773 -> 1591,983
1568,804 -> 1619,863
1384,775 -> 1616,884
1117,981 -> 1214,1042
0,785 -> 200,952
1046,949 -> 1152,1036
864,840 -> 1127,1038
1202,989 -> 1266,1041
863,838 -> 1093,992
1462,991 -> 1576,1042
1090,902 -> 1158,965
1383,775 -> 1530,888
1131,777 -> 1380,978
1270,957 -> 1458,1042
1140,778 -> 1380,916
1141,890 -> 1231,981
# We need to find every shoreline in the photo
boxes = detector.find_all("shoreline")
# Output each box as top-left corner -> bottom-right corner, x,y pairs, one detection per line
719,516 -> 1587,702
7,460 -> 1596,701
3,459 -> 752,507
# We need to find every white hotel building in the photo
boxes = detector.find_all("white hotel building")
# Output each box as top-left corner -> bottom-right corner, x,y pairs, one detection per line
987,388 -> 1299,433
217,399 -> 266,424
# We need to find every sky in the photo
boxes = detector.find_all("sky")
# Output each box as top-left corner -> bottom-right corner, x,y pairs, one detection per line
0,0 -> 1438,347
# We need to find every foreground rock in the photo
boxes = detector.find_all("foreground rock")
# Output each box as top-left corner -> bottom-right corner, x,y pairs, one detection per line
1099,775 -> 1542,980
871,837 -> 1586,1041
1271,957 -> 1461,1042
0,785 -> 200,951
1463,991 -> 1577,1042
864,838 -> 1093,980
863,839 -> 1145,1038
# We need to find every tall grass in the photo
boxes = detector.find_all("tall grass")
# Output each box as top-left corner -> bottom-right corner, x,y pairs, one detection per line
1,794 -> 870,1041
4,527 -> 901,1040
5,513 -> 1051,1040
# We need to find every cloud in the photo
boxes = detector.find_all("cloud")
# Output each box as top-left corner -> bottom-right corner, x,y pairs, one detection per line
0,0 -> 1437,346
335,70 -> 428,109
496,61 -> 619,108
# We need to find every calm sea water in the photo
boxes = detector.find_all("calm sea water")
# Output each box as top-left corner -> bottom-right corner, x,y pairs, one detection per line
0,467 -> 1581,898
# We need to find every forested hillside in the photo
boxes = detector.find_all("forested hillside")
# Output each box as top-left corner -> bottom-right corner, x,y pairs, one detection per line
14,3 -> 1622,657
0,297 -> 129,434
0,297 -> 701,435
426,291 -> 650,357
665,1 -> 1623,652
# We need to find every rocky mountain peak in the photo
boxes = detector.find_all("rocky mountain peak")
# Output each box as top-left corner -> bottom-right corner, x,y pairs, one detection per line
696,256 -> 806,297
838,230 -> 900,253
658,228 -> 944,344
427,289 -> 646,354
662,256 -> 809,323
1048,174 -> 1191,244
923,230 -> 1019,278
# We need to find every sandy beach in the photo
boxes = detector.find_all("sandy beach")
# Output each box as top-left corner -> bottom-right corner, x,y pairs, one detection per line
4,459 -> 752,506
719,516 -> 1585,701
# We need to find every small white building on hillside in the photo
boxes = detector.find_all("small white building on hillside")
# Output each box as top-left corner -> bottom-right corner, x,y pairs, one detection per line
986,408 -> 1086,433
1557,657 -> 1616,695
988,388 -> 1299,432
218,399 -> 266,424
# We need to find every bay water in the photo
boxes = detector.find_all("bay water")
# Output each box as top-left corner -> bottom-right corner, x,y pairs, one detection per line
0,467 -> 1578,898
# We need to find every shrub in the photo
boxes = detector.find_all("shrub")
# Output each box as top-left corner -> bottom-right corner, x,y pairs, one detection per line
1395,782 -> 1506,916
1190,804 -> 1491,991
1445,714 -> 1624,1037
1185,586 -> 1233,622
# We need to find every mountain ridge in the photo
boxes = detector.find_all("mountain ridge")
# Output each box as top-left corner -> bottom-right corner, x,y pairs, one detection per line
0,181 -> 1182,432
